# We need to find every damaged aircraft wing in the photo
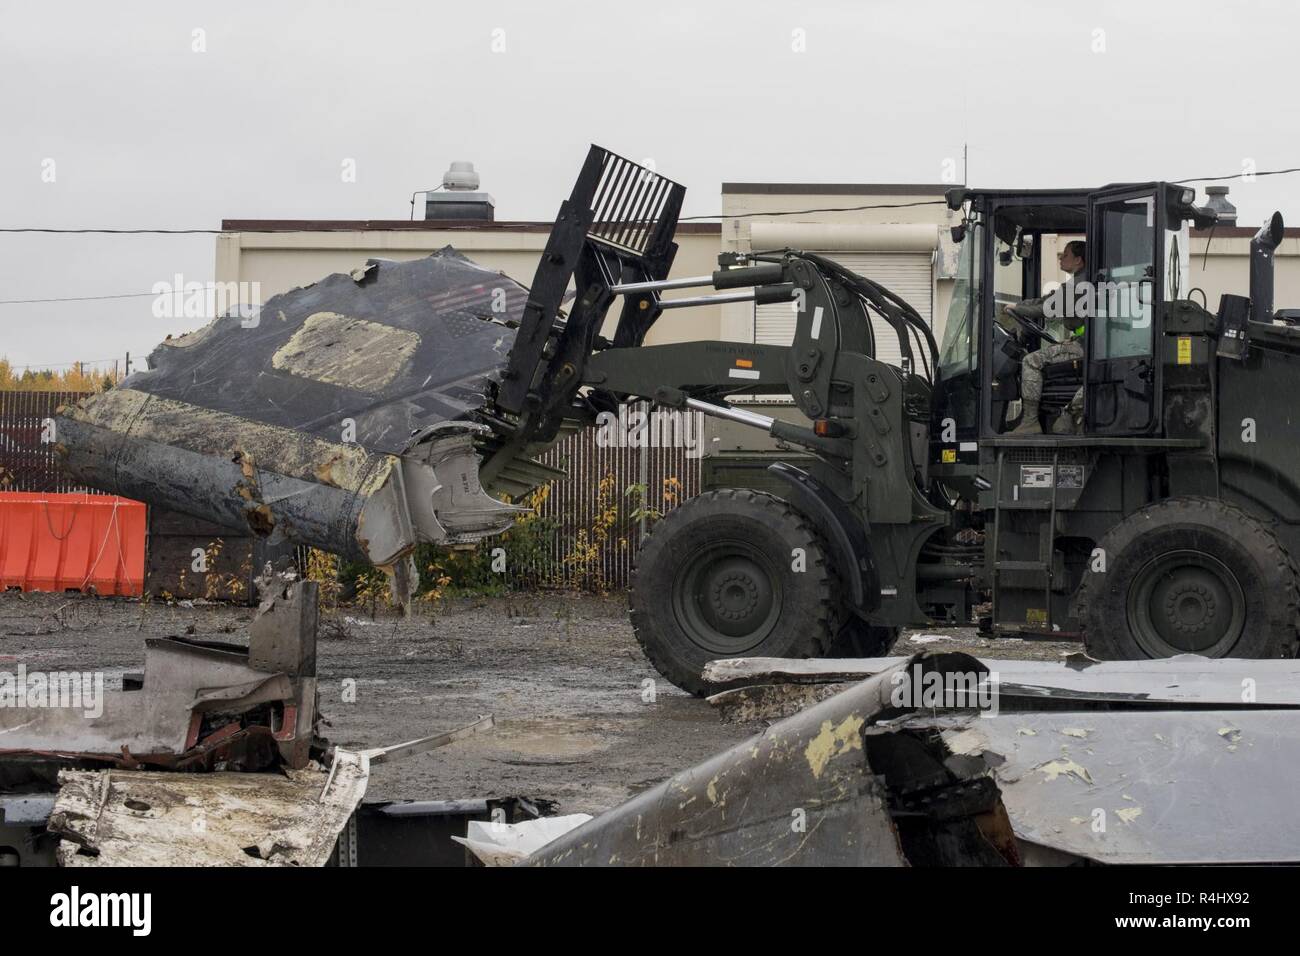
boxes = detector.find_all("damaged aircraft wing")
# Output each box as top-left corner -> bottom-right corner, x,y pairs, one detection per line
532,651 -> 1300,867
529,653 -> 1021,867
55,250 -> 561,572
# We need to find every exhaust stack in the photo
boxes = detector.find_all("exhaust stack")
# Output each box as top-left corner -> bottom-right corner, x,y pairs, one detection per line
1250,211 -> 1285,322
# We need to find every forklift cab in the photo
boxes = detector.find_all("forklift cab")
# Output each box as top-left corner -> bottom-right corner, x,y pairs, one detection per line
932,182 -> 1204,459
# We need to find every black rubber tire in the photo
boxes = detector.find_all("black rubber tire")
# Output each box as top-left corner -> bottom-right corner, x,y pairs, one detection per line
1076,497 -> 1300,660
630,489 -> 836,696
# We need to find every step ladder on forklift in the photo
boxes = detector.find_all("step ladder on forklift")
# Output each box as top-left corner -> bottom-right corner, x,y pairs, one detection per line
990,445 -> 1061,635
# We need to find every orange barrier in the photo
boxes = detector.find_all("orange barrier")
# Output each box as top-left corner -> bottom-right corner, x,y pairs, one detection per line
0,492 -> 146,597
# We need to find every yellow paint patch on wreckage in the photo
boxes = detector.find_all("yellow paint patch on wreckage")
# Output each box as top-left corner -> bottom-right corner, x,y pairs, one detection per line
271,312 -> 420,393
68,388 -> 396,494
1115,806 -> 1143,824
1034,757 -> 1094,785
804,713 -> 865,779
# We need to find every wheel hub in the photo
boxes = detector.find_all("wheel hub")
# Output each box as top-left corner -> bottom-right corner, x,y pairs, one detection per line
1163,583 -> 1216,635
1129,550 -> 1245,656
710,570 -> 761,622
673,544 -> 781,655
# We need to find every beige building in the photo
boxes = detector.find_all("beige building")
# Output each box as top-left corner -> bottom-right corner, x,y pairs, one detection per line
216,218 -> 724,346
217,183 -> 1300,359
718,183 -> 957,367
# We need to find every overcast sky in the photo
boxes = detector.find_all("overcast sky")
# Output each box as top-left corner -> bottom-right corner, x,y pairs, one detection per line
2,0 -> 1298,370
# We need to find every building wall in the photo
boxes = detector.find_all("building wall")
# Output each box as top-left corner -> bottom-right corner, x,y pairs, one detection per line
718,185 -> 960,348
215,222 -> 724,346
217,210 -> 1300,357
1188,233 -> 1300,309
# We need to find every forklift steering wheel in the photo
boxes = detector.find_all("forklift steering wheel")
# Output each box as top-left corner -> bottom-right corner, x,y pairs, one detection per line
1002,307 -> 1061,347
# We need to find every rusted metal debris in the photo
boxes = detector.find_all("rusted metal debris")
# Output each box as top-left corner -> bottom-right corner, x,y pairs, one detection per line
49,749 -> 371,867
55,251 -> 559,599
0,578 -> 504,866
47,718 -> 497,867
530,651 -> 1300,866
0,580 -> 323,776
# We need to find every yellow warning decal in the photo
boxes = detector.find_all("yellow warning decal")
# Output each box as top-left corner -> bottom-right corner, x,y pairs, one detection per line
1177,337 -> 1192,365
941,448 -> 957,463
735,358 -> 754,368
1026,608 -> 1048,625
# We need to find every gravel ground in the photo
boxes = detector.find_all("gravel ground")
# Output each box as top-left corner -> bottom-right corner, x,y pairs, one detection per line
0,590 -> 1078,815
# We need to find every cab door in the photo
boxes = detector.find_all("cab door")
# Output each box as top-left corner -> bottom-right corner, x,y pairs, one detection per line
1085,186 -> 1161,435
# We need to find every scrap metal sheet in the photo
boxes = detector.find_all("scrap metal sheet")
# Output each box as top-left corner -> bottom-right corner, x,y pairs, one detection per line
909,709 -> 1300,865
48,749 -> 369,867
705,653 -> 1300,706
0,638 -> 291,757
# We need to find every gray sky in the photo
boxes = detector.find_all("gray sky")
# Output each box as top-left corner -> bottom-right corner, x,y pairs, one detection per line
2,0 -> 1298,369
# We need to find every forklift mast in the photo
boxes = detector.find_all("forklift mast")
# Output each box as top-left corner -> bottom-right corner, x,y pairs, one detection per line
483,146 -> 939,482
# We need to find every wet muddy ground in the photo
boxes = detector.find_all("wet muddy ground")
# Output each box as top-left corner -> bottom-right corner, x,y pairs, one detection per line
0,590 -> 1076,815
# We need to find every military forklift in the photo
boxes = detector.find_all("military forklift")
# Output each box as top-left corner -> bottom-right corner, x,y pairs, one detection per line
477,145 -> 1300,694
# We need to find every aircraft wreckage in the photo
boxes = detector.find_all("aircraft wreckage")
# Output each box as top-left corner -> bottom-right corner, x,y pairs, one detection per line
55,249 -> 562,597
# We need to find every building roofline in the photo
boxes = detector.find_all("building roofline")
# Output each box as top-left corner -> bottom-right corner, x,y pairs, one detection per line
219,219 -> 722,234
721,183 -> 952,196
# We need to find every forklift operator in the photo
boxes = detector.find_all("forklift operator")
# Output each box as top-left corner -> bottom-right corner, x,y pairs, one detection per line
1006,240 -> 1087,435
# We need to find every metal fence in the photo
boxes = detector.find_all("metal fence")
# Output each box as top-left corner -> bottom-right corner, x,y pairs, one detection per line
527,403 -> 704,590
0,390 -> 92,492
0,392 -> 702,591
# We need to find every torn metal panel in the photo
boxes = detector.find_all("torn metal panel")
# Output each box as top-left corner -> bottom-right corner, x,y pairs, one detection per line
55,250 -> 543,566
49,748 -> 370,867
529,654 -> 1018,867
704,653 -> 1300,708
905,709 -> 1300,865
0,581 -> 320,772
41,717 -> 498,867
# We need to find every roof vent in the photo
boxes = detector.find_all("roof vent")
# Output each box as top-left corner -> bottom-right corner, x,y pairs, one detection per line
426,162 -> 494,221
442,161 -> 481,191
1204,185 -> 1237,224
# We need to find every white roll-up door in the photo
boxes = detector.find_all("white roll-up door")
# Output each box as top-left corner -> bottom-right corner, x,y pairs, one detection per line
754,251 -> 934,369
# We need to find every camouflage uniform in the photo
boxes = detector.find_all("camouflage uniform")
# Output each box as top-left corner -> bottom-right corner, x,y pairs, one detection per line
1021,338 -> 1084,406
1052,376 -> 1085,434
1009,268 -> 1086,434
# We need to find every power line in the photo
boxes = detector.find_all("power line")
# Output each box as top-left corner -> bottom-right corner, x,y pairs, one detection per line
1174,166 -> 1300,185
0,291 -> 159,305
3,357 -> 121,370
1,165 -> 1297,236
